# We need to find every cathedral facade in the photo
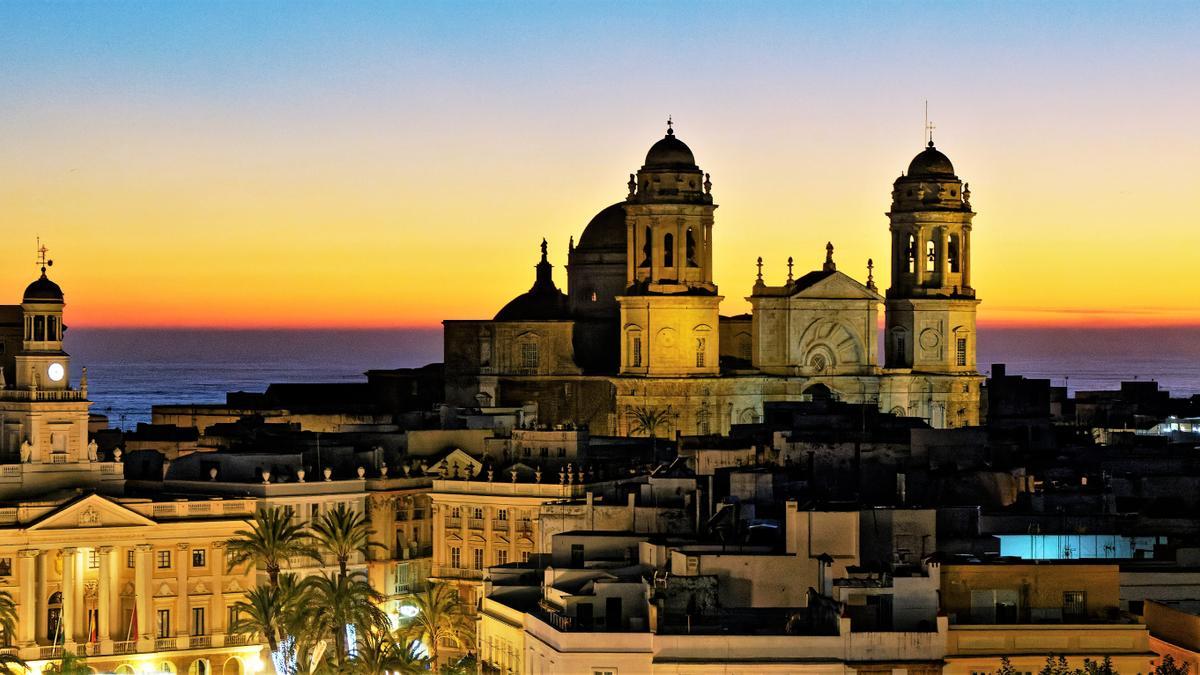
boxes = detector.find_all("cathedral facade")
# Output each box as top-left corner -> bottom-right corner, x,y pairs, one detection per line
444,123 -> 983,435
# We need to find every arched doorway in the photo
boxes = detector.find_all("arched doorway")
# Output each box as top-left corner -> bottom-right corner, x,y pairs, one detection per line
114,666 -> 135,675
47,591 -> 63,641
188,658 -> 211,675
221,657 -> 244,675
803,383 -> 835,402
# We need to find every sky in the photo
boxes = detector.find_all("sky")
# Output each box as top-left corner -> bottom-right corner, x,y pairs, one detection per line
1,1 -> 1197,329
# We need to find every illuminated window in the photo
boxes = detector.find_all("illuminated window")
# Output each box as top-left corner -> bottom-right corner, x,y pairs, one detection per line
450,547 -> 461,569
157,609 -> 171,638
925,240 -> 936,272
192,549 -> 206,568
191,606 -> 206,636
157,550 -> 172,569
956,338 -> 967,366
906,234 -> 917,273
88,550 -> 99,569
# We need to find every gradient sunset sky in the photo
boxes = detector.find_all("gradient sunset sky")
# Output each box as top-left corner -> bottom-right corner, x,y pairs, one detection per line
1,1 -> 1197,329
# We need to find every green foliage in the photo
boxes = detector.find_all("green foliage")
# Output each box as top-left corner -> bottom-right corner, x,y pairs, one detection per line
1020,655 -> 1122,675
228,573 -> 305,654
294,570 -> 390,670
399,583 -> 473,669
307,502 -> 385,576
997,657 -> 1019,675
1154,655 -> 1190,675
226,506 -> 318,586
44,649 -> 88,675
0,651 -> 27,675
629,406 -> 673,438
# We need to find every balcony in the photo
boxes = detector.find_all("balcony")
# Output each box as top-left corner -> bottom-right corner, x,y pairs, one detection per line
468,518 -> 485,530
0,388 -> 87,402
432,565 -> 484,581
40,646 -> 63,660
189,635 -> 211,649
446,517 -> 462,529
113,640 -> 137,655
492,519 -> 510,531
225,634 -> 249,646
155,637 -> 177,651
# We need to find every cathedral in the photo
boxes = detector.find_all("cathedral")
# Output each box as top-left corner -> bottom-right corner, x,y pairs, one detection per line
444,121 -> 983,435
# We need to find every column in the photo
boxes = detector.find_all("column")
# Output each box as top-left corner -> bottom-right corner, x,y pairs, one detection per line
135,544 -> 152,647
914,228 -> 926,286
212,542 -> 226,639
175,543 -> 189,641
18,549 -> 38,645
60,547 -> 76,644
963,229 -> 972,289
937,228 -> 948,286
97,546 -> 113,647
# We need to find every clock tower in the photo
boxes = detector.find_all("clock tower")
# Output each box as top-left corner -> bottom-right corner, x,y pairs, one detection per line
0,244 -> 91,466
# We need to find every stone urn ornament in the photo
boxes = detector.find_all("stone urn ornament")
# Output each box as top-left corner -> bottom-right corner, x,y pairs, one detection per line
296,468 -> 306,483
209,467 -> 218,481
357,466 -> 366,479
324,467 -> 333,481
380,463 -> 389,478
261,469 -> 271,484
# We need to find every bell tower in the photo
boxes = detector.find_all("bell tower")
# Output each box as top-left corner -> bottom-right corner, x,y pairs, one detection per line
617,119 -> 721,376
885,139 -> 979,373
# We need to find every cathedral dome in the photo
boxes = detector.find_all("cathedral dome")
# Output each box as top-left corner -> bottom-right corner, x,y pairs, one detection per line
644,130 -> 697,170
23,273 -> 63,303
494,241 -> 569,321
576,203 -> 627,252
906,142 -> 956,178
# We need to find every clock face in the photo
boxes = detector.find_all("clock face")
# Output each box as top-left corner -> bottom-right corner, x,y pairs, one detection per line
47,362 -> 65,382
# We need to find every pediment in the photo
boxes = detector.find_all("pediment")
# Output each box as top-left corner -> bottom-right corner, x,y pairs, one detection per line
26,494 -> 156,531
156,581 -> 175,597
792,271 -> 882,301
429,449 -> 484,477
223,578 -> 245,594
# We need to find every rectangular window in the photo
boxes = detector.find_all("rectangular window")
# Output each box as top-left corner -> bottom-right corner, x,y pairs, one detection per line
521,342 -> 539,370
497,550 -> 508,565
450,547 -> 461,569
473,549 -> 484,570
88,550 -> 100,569
497,509 -> 508,521
394,562 -> 412,594
0,558 -> 10,576
695,337 -> 706,367
631,337 -> 642,367
157,609 -> 171,639
157,550 -> 172,569
127,550 -> 136,569
522,551 -> 531,563
956,337 -> 967,366
1063,591 -> 1087,621
192,549 -> 207,568
227,606 -> 240,632
191,607 -> 206,636
558,447 -> 566,457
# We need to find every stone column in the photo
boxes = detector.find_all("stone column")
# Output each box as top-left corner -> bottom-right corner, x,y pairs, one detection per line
963,229 -> 972,289
176,543 -> 190,639
60,547 -> 77,644
17,549 -> 38,645
134,544 -> 153,647
938,228 -> 949,286
212,542 -> 226,638
914,228 -> 926,286
97,546 -> 113,648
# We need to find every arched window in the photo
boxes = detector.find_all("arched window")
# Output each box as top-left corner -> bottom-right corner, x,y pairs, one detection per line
949,234 -> 960,273
906,234 -> 917,273
33,315 -> 45,342
686,227 -> 698,267
925,240 -> 936,272
695,336 -> 706,368
47,316 -> 58,341
663,233 -> 674,267
639,227 -> 652,267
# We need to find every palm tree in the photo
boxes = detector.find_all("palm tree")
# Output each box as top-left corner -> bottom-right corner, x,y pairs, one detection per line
226,506 -> 316,587
0,591 -> 26,675
629,405 -> 672,439
294,570 -> 389,672
44,649 -> 88,674
345,627 -> 430,675
229,574 -> 304,654
308,502 -> 384,577
401,583 -> 472,669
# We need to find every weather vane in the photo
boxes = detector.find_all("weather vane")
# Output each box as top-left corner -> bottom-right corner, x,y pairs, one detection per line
924,100 -> 935,147
36,237 -> 53,274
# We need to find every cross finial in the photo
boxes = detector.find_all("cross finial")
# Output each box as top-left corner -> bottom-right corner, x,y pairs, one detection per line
823,242 -> 836,272
755,256 -> 763,282
36,237 -> 53,275
540,238 -> 548,261
666,115 -> 674,136
924,100 -> 936,148
787,256 -> 794,282
866,258 -> 877,291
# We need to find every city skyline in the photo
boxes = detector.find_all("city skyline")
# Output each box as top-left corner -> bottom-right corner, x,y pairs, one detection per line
1,1 -> 1197,329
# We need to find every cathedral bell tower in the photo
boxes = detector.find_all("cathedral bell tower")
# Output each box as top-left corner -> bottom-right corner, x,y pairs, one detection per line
617,119 -> 722,376
884,139 -> 980,375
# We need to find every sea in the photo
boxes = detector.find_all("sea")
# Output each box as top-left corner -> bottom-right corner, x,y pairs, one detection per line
63,327 -> 1200,430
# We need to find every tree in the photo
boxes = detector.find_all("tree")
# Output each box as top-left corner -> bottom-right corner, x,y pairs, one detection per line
44,649 -> 88,675
1083,657 -> 1117,675
1154,655 -> 1190,675
229,574 -> 305,654
0,589 -> 22,674
294,570 -> 390,672
346,628 -> 430,675
997,657 -> 1019,675
226,506 -> 317,587
401,583 -> 472,669
0,651 -> 27,675
1039,656 -> 1074,675
629,405 -> 672,439
308,502 -> 384,578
